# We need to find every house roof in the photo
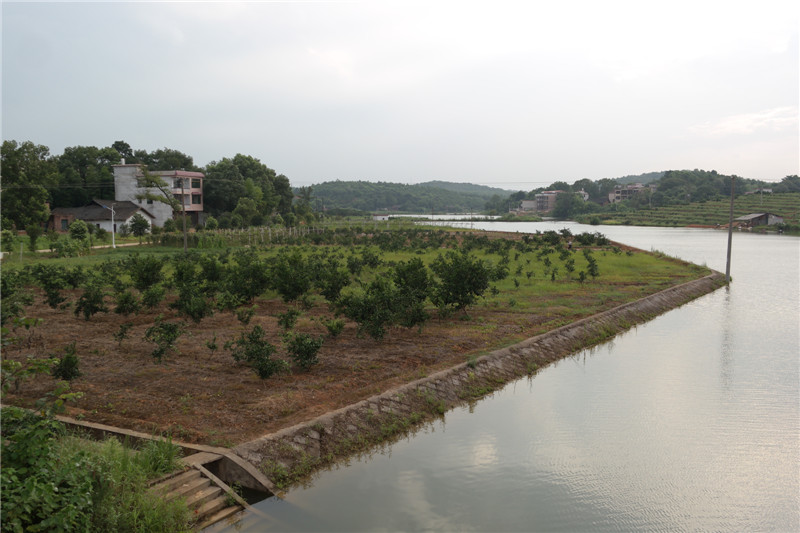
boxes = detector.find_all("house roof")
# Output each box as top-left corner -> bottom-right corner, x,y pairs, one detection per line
734,213 -> 783,221
51,200 -> 155,221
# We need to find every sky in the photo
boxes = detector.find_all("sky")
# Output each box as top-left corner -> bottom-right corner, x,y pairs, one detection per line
2,1 -> 798,189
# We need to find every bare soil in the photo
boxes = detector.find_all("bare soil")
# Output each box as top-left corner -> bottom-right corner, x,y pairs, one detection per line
4,272 -> 684,447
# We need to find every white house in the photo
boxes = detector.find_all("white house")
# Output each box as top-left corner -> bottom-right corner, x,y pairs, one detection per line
48,200 -> 155,233
112,163 -> 204,227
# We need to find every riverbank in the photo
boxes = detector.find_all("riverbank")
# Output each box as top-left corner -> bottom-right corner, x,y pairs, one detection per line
234,270 -> 726,491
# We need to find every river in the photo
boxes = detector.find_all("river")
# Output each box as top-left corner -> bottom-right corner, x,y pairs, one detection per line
220,223 -> 799,532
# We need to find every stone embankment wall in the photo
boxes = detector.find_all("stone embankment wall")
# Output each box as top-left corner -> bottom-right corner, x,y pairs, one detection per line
235,272 -> 726,490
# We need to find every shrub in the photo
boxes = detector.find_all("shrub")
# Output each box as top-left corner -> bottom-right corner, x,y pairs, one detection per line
228,325 -> 287,379
235,304 -> 257,325
430,249 -> 493,313
114,289 -> 141,316
51,342 -> 81,381
74,281 -> 108,321
285,333 -> 324,371
336,277 -> 398,340
26,224 -> 43,252
68,219 -> 89,241
277,308 -> 301,331
322,318 -> 345,337
144,317 -> 186,363
141,284 -> 166,309
270,249 -> 311,303
204,216 -> 219,230
113,322 -> 133,347
123,254 -> 165,291
0,407 -> 94,532
169,283 -> 213,323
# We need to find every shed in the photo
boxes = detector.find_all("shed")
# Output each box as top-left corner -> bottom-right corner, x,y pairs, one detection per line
734,213 -> 784,227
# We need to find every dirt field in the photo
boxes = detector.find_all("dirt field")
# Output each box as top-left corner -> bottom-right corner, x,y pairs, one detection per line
3,280 -> 660,447
4,233 -> 704,447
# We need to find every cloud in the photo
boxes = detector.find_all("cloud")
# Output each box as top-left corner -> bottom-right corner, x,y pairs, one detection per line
689,107 -> 799,137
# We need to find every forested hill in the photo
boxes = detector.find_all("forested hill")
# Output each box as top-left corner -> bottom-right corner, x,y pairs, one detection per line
416,181 -> 514,196
305,180 -> 510,213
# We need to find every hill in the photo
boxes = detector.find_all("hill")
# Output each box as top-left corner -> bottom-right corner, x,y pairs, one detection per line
302,180 -> 498,213
416,181 -> 515,197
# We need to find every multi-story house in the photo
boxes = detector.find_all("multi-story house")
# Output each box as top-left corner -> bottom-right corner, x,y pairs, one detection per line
113,163 -> 204,227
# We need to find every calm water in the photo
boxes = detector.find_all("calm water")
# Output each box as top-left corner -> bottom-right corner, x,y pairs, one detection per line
222,223 -> 799,532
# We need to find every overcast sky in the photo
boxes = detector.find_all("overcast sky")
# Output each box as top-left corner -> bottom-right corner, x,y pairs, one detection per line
2,1 -> 798,188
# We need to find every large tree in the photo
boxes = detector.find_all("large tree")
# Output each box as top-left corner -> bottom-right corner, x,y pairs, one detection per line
1,140 -> 59,230
52,145 -> 120,207
203,154 -> 293,219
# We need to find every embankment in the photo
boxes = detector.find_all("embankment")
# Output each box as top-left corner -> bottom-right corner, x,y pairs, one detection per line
234,271 -> 727,490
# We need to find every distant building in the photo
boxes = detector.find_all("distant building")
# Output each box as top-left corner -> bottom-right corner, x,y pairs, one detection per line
734,213 -> 784,227
534,191 -> 564,213
48,199 -> 155,233
112,164 -> 204,227
608,183 -> 654,203
519,200 -> 537,212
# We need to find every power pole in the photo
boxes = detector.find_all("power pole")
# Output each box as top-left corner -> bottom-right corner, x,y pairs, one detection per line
181,178 -> 188,252
725,176 -> 735,284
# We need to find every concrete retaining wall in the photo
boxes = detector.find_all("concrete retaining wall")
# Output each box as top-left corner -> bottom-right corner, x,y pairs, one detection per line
234,271 -> 726,489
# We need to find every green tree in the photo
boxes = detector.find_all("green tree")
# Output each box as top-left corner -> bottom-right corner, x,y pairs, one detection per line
129,212 -> 150,243
233,197 -> 259,227
430,249 -> 493,313
68,220 -> 89,242
204,216 -> 219,230
0,140 -> 58,230
52,145 -> 120,208
25,224 -> 44,252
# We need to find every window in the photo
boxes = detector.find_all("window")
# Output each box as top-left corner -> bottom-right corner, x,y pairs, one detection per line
61,219 -> 68,231
191,178 -> 201,189
192,194 -> 202,205
147,199 -> 153,205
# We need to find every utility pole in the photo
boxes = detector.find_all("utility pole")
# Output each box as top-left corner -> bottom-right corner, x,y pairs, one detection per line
180,178 -> 188,252
725,175 -> 735,284
101,202 -> 116,248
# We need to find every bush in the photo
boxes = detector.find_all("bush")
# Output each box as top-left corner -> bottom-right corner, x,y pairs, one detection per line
74,281 -> 108,321
270,249 -> 311,303
277,308 -> 301,331
285,333 -> 324,371
144,317 -> 186,363
123,254 -> 165,291
1,407 -> 94,532
323,318 -> 346,337
430,249 -> 493,313
336,277 -> 398,340
114,289 -> 141,316
204,216 -> 219,230
228,325 -> 287,379
169,283 -> 213,323
141,284 -> 166,309
51,342 -> 81,381
68,220 -> 89,242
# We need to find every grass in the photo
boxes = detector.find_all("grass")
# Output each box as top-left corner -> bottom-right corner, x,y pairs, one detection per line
1,405 -> 192,533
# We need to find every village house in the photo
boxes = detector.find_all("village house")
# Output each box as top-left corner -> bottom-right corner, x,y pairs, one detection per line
112,163 -> 205,227
608,183 -> 655,203
534,190 -> 564,213
48,199 -> 155,233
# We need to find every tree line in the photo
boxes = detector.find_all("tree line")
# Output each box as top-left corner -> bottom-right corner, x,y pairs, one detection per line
489,170 -> 800,219
0,140 -> 310,233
